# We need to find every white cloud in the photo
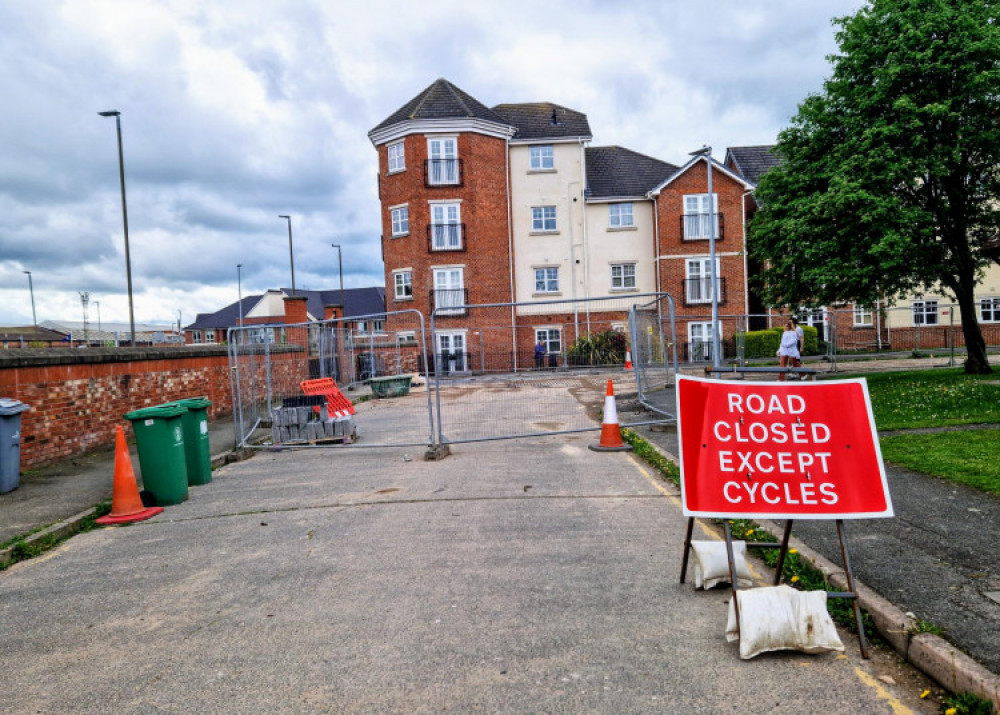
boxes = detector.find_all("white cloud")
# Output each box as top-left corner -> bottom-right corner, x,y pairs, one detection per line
1,0 -> 862,325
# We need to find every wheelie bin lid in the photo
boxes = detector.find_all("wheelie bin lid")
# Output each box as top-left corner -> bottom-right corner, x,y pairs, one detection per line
167,397 -> 212,410
124,404 -> 187,421
0,398 -> 29,416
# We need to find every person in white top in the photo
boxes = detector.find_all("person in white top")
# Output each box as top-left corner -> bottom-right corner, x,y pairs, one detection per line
777,319 -> 800,382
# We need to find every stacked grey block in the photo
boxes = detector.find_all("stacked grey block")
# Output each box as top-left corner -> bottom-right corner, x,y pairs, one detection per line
271,405 -> 356,444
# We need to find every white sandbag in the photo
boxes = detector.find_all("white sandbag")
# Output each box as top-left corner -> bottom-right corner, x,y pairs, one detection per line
690,540 -> 753,590
725,584 -> 845,659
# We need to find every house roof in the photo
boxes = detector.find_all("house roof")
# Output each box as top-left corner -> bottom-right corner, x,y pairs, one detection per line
491,103 -> 592,141
0,325 -> 69,343
725,145 -> 780,186
370,78 -> 511,134
184,287 -> 386,331
585,146 -> 678,199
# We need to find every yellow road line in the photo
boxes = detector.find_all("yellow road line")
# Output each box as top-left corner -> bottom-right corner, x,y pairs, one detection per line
853,667 -> 912,714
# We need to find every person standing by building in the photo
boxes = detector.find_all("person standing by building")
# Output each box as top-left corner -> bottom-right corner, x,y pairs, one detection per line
778,320 -> 800,381
534,339 -> 545,369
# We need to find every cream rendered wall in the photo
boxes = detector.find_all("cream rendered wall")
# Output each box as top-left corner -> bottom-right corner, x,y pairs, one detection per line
509,142 -> 586,313
246,291 -> 290,319
583,199 -> 656,299
884,262 -> 1000,327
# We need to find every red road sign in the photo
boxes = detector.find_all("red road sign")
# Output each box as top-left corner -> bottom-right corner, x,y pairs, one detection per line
677,375 -> 893,519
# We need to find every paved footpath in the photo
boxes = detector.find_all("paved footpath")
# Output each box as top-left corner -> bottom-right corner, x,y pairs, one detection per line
0,436 -> 938,713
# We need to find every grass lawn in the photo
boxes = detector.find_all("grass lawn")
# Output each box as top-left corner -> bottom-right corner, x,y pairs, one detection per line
879,430 -> 1000,497
838,368 -> 1000,430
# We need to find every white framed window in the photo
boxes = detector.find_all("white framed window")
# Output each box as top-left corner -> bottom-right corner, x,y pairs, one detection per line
853,306 -> 874,327
610,263 -> 636,290
534,267 -> 559,293
393,270 -> 412,300
529,145 -> 554,170
355,319 -> 385,334
535,327 -> 561,354
683,193 -> 719,239
688,322 -> 720,362
685,258 -> 720,304
427,136 -> 459,185
191,330 -> 203,343
204,329 -> 216,343
387,141 -> 405,173
981,297 -> 1000,323
433,267 -> 464,314
430,202 -> 462,250
390,205 -> 409,237
609,203 -> 634,228
435,331 -> 467,372
396,331 -> 417,345
531,206 -> 557,232
913,300 -> 939,325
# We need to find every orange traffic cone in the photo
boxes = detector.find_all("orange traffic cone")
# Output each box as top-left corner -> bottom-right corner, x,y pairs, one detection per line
96,425 -> 164,525
624,350 -> 634,371
589,379 -> 633,452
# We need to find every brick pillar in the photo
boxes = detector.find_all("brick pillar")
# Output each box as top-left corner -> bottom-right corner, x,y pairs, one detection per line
283,296 -> 309,346
324,304 -> 342,320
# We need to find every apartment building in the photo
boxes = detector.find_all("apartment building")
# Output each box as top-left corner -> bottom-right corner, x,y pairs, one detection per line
369,79 -> 756,368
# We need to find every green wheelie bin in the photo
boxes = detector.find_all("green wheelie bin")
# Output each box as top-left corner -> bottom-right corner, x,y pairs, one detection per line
164,397 -> 213,486
124,404 -> 189,506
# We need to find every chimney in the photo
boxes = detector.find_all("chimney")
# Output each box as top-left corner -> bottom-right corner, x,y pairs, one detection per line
324,304 -> 342,321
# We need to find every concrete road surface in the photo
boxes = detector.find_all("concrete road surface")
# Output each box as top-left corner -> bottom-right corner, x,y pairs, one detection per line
1,436 -> 936,713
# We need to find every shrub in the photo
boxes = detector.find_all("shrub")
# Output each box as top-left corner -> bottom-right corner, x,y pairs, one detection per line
567,330 -> 627,366
740,329 -> 782,358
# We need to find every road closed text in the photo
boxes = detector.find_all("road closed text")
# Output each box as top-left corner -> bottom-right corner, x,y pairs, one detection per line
677,376 -> 893,519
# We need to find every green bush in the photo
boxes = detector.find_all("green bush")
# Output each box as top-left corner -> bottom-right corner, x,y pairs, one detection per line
567,330 -> 627,366
738,324 -> 820,358
740,329 -> 782,358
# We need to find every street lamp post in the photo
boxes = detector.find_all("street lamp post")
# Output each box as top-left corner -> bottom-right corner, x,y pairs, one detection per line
689,145 -> 720,368
331,244 -> 344,313
23,271 -> 36,327
278,215 -> 295,296
95,301 -> 101,334
237,264 -> 244,329
98,110 -> 136,347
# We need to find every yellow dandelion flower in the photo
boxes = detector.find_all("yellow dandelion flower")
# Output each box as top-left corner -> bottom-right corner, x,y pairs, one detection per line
945,708 -> 957,715
791,575 -> 800,583
920,690 -> 930,699
789,548 -> 798,554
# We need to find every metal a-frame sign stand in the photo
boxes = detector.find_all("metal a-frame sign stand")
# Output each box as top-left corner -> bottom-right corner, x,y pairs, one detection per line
679,516 -> 870,658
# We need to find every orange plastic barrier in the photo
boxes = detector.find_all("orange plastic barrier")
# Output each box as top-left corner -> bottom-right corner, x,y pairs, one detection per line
300,378 -> 356,419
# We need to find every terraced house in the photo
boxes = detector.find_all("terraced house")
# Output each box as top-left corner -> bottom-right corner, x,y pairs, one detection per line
369,78 -> 757,369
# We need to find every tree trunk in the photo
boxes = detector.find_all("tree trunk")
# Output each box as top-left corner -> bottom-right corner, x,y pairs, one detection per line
956,291 -> 992,374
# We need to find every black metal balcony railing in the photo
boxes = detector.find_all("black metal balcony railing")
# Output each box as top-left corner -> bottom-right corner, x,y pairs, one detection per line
682,277 -> 727,306
426,223 -> 466,252
424,158 -> 464,187
429,288 -> 469,316
681,212 -> 725,240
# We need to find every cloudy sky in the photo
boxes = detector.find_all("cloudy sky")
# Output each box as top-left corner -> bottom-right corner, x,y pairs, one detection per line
0,0 -> 862,328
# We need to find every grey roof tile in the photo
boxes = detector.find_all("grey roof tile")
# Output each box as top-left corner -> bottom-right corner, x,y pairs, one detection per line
726,145 -> 780,185
585,146 -> 679,199
491,103 -> 591,140
371,79 -> 510,133
185,288 -> 386,330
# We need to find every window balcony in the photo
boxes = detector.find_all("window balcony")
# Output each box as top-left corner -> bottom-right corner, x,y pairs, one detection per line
427,223 -> 466,252
681,212 -> 725,240
429,288 -> 469,316
424,158 -> 464,187
683,277 -> 727,306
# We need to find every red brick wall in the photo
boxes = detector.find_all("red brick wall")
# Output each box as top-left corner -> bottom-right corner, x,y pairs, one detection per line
378,132 -> 513,324
655,161 -> 749,336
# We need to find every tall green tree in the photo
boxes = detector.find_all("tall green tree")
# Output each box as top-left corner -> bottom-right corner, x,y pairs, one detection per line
750,0 -> 1000,374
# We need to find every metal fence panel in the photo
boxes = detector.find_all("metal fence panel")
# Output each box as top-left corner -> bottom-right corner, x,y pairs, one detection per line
430,294 -> 674,445
629,295 -> 679,418
228,309 -> 435,449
